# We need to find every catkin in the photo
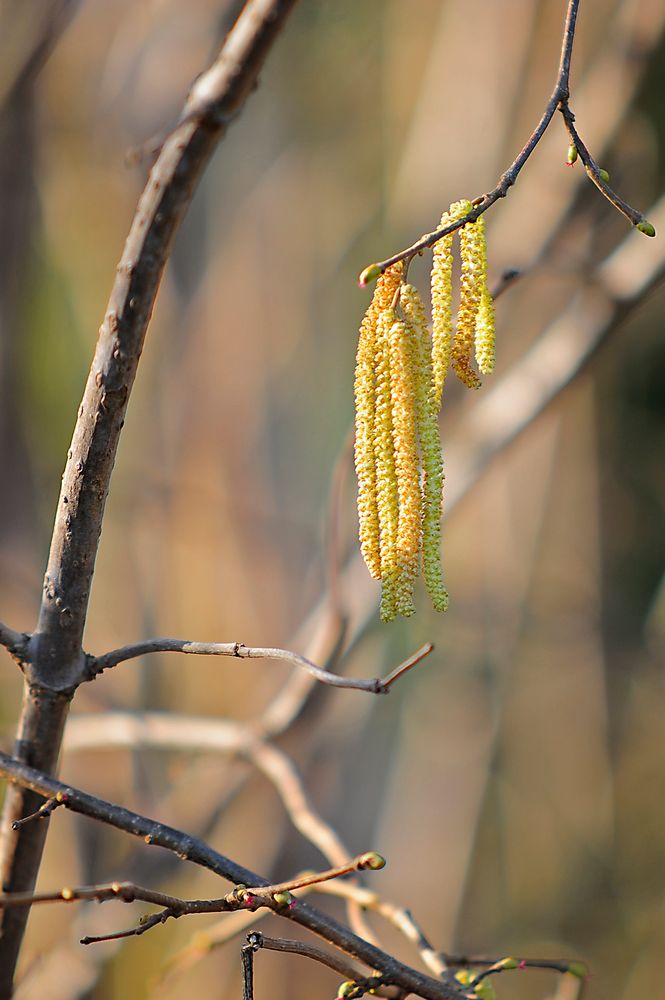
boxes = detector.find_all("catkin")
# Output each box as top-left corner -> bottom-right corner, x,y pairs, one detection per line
389,317 -> 421,617
453,213 -> 487,389
402,285 -> 449,613
373,308 -> 400,622
354,199 -> 497,620
354,263 -> 403,580
474,285 -> 495,375
431,199 -> 471,408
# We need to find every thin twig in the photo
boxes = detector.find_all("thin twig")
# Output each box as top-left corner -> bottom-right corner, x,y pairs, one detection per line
10,794 -> 65,830
359,0 -> 579,279
559,103 -> 650,229
0,752 -> 466,1000
381,644 -> 433,690
85,638 -> 434,694
245,932 -> 404,999
359,0 -> 651,283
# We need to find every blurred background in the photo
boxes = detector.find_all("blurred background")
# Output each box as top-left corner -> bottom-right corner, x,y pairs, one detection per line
1,1 -> 664,997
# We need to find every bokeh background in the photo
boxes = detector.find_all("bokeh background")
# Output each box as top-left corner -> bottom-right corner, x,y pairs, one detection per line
1,1 -> 664,997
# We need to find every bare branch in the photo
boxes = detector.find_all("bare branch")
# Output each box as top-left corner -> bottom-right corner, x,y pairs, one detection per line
245,932 -> 403,999
0,1 -> 301,985
358,0 -> 579,279
10,794 -> 65,830
85,638 -> 434,694
0,751 -> 467,1000
559,103 -> 652,230
359,0 -> 651,283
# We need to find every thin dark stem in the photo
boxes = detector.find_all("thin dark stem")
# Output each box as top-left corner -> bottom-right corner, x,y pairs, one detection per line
246,933 -> 404,998
559,103 -> 648,228
0,752 -> 468,1000
360,0 -> 580,278
242,939 -> 256,1000
360,0 -> 652,282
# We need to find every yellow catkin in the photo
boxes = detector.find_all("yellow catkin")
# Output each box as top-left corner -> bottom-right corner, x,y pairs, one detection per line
389,317 -> 421,617
403,286 -> 449,613
374,308 -> 400,622
453,212 -> 487,390
431,199 -> 472,408
354,263 -> 403,579
474,284 -> 495,375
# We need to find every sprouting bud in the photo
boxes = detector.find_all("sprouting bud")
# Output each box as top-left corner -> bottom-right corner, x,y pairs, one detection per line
336,982 -> 358,998
358,851 -> 386,871
358,263 -> 382,287
598,167 -> 610,183
272,891 -> 294,907
566,961 -> 588,979
498,957 -> 518,970
61,887 -> 75,901
636,219 -> 656,237
566,143 -> 578,165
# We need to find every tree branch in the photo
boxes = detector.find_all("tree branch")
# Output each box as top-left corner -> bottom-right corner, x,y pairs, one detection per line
0,1 -> 300,989
85,639 -> 433,694
244,932 -> 403,999
359,0 -> 651,284
0,751 -> 469,1000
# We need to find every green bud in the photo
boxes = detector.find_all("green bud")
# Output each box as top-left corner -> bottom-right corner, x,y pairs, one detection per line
498,957 -> 518,970
566,961 -> 588,979
475,982 -> 496,1000
272,890 -> 294,906
337,981 -> 358,998
358,263 -> 382,287
358,851 -> 386,871
567,144 -> 578,165
598,168 -> 610,183
636,219 -> 656,237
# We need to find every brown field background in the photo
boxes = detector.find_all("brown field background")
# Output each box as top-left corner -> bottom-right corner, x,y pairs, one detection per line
1,1 -> 664,998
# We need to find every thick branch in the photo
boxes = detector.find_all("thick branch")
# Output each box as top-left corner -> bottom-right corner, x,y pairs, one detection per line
0,752 -> 467,1000
0,2 -> 300,991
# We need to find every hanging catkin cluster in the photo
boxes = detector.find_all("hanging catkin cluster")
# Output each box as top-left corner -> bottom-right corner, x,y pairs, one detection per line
354,201 -> 495,621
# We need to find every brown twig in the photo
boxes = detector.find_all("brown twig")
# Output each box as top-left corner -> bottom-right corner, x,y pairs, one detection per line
359,0 -> 652,285
85,638 -> 434,694
0,751 -> 467,1000
10,794 -> 65,830
559,103 -> 650,230
244,932 -> 403,999
0,2 -> 301,988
